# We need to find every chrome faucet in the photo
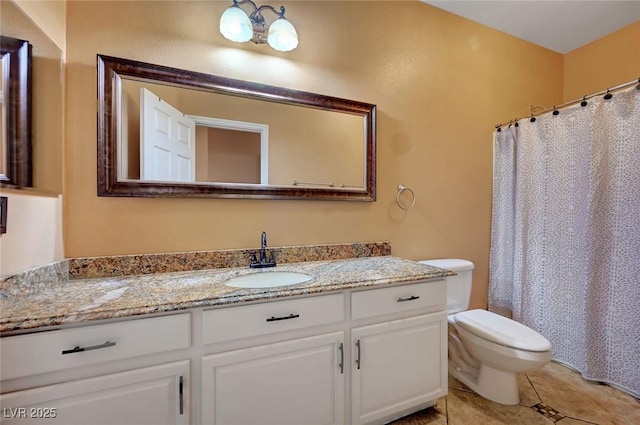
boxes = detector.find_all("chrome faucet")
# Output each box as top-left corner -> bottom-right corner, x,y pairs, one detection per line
261,231 -> 268,262
250,231 -> 276,268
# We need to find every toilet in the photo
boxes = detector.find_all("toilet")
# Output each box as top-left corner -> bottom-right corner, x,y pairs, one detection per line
419,259 -> 552,405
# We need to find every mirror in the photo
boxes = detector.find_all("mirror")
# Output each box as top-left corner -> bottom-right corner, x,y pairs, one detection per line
0,1 -> 64,193
98,55 -> 376,201
0,35 -> 31,187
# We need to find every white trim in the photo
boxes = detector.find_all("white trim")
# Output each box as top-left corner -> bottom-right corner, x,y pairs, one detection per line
362,119 -> 367,189
187,115 -> 269,185
115,74 -> 127,181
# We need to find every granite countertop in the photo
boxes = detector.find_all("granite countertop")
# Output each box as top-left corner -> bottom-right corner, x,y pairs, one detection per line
0,256 -> 453,333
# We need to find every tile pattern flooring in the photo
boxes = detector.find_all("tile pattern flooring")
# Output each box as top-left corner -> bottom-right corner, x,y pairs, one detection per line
531,402 -> 566,422
389,361 -> 640,425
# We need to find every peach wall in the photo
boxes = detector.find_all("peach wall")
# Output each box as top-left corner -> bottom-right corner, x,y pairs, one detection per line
13,0 -> 66,51
0,190 -> 64,275
207,128 -> 261,184
195,127 -> 209,182
564,21 -> 640,101
64,1 -> 564,309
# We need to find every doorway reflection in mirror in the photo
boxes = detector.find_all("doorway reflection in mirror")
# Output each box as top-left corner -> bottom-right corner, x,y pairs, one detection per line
118,78 -> 364,189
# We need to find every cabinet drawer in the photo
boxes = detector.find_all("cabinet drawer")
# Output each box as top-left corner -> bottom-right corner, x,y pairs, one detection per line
202,294 -> 344,345
1,313 -> 190,381
351,280 -> 446,320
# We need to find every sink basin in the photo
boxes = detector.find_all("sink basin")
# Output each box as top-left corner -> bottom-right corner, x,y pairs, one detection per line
224,271 -> 312,289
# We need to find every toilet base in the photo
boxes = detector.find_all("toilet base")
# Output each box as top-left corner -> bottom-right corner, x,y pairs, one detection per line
449,361 -> 520,405
477,364 -> 519,405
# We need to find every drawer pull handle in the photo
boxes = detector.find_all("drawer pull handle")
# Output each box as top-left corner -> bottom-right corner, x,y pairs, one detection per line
338,343 -> 344,374
266,313 -> 300,322
355,339 -> 361,370
179,376 -> 184,415
61,341 -> 116,355
397,295 -> 420,302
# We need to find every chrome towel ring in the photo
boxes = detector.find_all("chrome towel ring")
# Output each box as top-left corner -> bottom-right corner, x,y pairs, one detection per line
396,185 -> 415,210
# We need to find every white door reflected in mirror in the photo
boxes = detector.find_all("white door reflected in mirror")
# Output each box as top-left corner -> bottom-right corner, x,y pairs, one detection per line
140,88 -> 196,182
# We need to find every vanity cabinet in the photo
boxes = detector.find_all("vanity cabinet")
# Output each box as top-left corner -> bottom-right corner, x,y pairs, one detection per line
0,314 -> 191,425
199,281 -> 447,425
201,293 -> 346,425
201,332 -> 345,425
350,281 -> 448,425
0,361 -> 189,425
351,314 -> 447,425
1,278 -> 446,425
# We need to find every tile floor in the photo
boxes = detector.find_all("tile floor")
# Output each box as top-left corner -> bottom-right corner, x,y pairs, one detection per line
389,361 -> 640,425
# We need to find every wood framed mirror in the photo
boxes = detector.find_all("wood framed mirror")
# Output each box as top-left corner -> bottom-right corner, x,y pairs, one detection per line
97,55 -> 376,201
1,36 -> 32,188
1,0 -> 64,195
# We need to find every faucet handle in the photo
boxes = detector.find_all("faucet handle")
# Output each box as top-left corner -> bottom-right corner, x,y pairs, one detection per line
268,250 -> 277,265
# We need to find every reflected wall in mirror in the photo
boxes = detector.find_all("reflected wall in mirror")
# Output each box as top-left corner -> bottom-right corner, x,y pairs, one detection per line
0,0 -> 63,194
98,55 -> 376,201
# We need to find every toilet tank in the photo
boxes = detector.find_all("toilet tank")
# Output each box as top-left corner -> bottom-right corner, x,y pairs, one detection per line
418,259 -> 474,314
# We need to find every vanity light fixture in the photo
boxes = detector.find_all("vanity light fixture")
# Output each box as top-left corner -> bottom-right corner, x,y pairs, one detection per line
219,0 -> 298,52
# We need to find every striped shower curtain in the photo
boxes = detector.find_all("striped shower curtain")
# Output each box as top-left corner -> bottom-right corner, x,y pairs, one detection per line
489,85 -> 640,398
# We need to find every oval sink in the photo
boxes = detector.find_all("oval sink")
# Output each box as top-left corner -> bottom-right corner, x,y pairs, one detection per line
224,271 -> 312,289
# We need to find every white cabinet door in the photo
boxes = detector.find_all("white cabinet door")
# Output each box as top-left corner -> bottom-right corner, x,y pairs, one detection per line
351,313 -> 447,425
0,361 -> 189,425
202,332 -> 345,425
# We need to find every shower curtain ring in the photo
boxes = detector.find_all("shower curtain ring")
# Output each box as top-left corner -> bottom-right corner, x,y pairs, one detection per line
581,96 -> 588,107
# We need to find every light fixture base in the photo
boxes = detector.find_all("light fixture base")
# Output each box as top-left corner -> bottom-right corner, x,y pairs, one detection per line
219,0 -> 298,52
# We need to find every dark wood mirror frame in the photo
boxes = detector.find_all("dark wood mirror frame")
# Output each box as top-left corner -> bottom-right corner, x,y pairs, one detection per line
1,36 -> 32,188
97,55 -> 376,201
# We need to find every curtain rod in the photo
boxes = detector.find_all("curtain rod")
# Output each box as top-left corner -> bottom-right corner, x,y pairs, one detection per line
495,76 -> 640,130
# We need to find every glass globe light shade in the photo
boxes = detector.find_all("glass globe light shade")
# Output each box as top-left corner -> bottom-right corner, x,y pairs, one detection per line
220,5 -> 253,43
267,18 -> 298,52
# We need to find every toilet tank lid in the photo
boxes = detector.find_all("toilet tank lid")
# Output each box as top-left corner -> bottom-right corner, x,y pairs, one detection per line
453,309 -> 552,352
418,259 -> 474,272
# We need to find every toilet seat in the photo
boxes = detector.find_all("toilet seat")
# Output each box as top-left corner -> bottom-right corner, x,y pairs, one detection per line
453,309 -> 551,352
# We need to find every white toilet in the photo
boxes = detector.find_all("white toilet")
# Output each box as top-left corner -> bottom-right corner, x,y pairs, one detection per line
419,259 -> 552,405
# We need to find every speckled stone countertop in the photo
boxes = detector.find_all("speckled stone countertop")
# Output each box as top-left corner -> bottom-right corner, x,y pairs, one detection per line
0,256 -> 452,333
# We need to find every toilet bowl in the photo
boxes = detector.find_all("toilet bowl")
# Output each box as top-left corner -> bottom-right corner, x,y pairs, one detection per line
419,259 -> 552,405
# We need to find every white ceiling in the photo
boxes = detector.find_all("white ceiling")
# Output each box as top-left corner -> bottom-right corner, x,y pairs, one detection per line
421,1 -> 640,54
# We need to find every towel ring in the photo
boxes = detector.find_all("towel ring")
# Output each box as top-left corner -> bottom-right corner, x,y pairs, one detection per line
396,185 -> 416,210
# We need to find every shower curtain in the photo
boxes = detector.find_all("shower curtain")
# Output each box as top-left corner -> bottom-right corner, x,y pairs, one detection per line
489,85 -> 640,398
